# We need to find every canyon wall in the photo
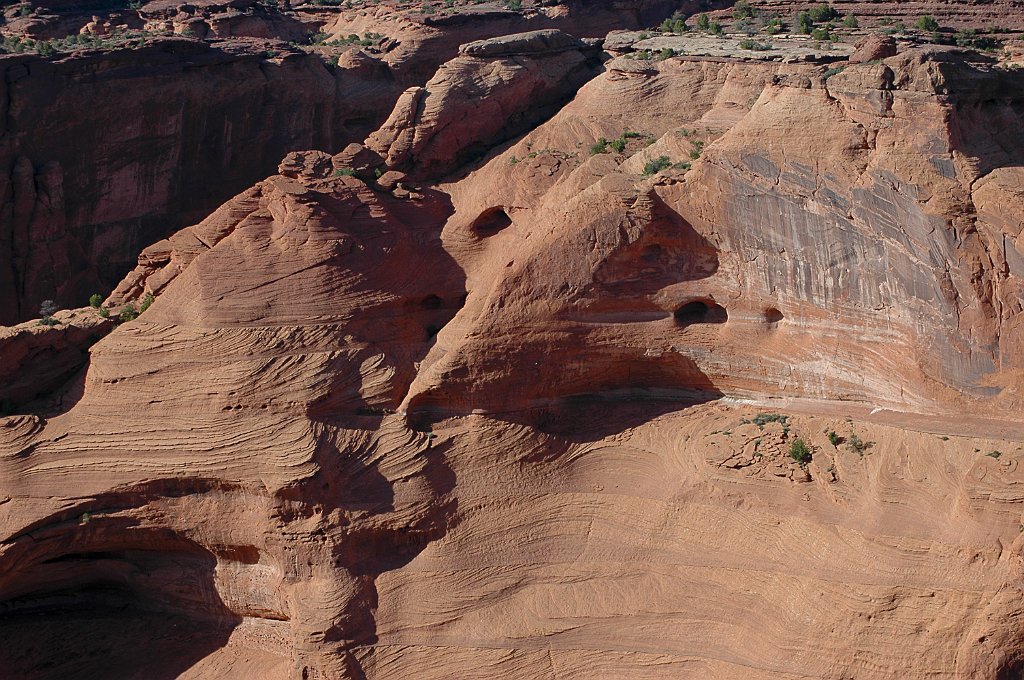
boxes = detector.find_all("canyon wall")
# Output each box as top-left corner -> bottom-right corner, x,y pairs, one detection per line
0,38 -> 395,325
2,37 -> 1024,679
2,3 -> 1024,679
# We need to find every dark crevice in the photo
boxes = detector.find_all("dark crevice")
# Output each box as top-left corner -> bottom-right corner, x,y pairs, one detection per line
470,207 -> 513,237
674,300 -> 728,326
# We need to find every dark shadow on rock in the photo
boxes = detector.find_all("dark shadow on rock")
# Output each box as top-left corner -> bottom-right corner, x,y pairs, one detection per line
0,511 -> 241,680
303,185 -> 467,427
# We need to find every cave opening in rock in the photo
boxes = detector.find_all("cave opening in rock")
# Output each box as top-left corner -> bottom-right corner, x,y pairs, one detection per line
674,300 -> 728,326
470,207 -> 513,237
0,528 -> 241,679
764,307 -> 784,323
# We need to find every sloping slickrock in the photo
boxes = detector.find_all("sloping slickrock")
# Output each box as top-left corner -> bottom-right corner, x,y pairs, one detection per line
0,150 -> 464,679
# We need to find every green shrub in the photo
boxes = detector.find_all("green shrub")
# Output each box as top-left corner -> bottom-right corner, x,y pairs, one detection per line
915,15 -> 939,32
955,29 -> 1001,50
609,138 -> 626,153
589,138 -> 609,155
660,17 -> 688,33
762,17 -> 785,34
848,433 -> 866,454
119,303 -> 138,322
642,156 -> 672,176
789,439 -> 812,464
689,140 -> 705,160
811,27 -> 832,41
796,11 -> 813,34
827,430 -> 840,447
333,167 -> 356,176
657,47 -> 676,60
695,13 -> 711,31
752,413 -> 787,429
98,307 -> 110,319
734,1 -> 755,19
739,39 -> 772,50
89,293 -> 103,308
823,66 -> 845,79
808,3 -> 839,22
139,292 -> 154,313
842,13 -> 859,29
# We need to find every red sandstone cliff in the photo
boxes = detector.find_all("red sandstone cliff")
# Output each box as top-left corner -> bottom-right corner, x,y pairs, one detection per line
2,6 -> 1024,680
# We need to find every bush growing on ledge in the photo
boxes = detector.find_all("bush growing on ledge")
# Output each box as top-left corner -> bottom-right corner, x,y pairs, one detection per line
734,1 -> 755,20
915,15 -> 940,32
739,39 -> 772,51
660,17 -> 688,34
848,433 -> 866,455
762,17 -> 785,34
955,29 -> 1002,51
38,299 -> 59,326
119,303 -> 139,322
808,3 -> 839,23
823,66 -> 846,80
139,292 -> 155,313
796,11 -> 813,34
642,156 -> 672,176
789,439 -> 812,464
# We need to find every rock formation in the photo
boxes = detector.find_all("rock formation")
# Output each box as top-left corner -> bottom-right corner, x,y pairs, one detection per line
0,38 -> 397,325
367,29 -> 602,179
0,0 -> 698,324
3,4 -> 1024,680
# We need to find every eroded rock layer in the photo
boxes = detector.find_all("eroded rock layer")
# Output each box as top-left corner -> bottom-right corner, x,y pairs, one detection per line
2,11 -> 1024,680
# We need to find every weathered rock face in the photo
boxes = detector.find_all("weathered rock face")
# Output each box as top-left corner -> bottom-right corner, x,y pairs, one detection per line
850,33 -> 899,63
404,46 -> 1024,421
367,29 -> 601,180
0,307 -> 113,414
322,0 -> 719,85
5,17 -> 1024,680
0,38 -> 397,325
0,150 -> 464,679
0,0 -> 701,326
